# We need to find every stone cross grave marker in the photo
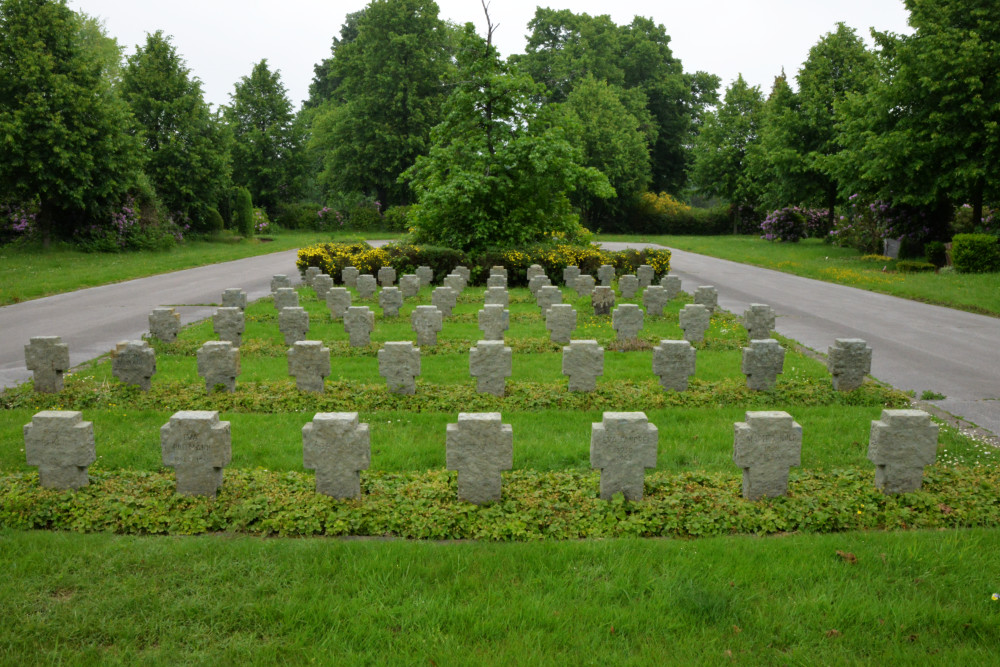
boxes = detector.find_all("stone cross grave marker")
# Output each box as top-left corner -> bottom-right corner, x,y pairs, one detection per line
490,266 -> 507,280
326,287 -> 351,320
660,275 -> 681,300
279,307 -> 309,345
303,412 -> 370,499
344,306 -> 375,347
446,413 -> 513,504
590,412 -> 658,501
431,286 -> 457,317
213,307 -> 244,347
149,308 -> 180,342
546,304 -> 577,344
528,274 -> 551,296
484,286 -> 509,308
612,304 -> 644,342
356,274 -> 377,299
411,305 -> 443,346
274,287 -> 298,311
453,265 -> 471,283
313,274 -> 333,301
536,285 -> 562,313
597,264 -> 615,287
24,410 -> 95,489
618,275 -> 639,299
469,340 -> 512,396
377,266 -> 396,287
444,273 -> 465,293
652,340 -> 696,391
197,341 -> 239,392
526,264 -> 545,282
24,336 -> 70,393
642,285 -> 669,316
743,304 -> 775,341
378,341 -> 421,394
592,286 -> 615,316
478,304 -> 509,341
828,338 -> 872,391
868,409 -> 939,494
342,266 -> 360,288
160,410 -> 231,497
270,274 -> 291,292
562,340 -> 604,392
112,340 -> 156,390
288,340 -> 330,392
415,265 -> 433,287
221,288 -> 246,310
304,266 -> 321,287
574,274 -> 596,297
637,265 -> 654,288
563,265 -> 581,286
399,274 -> 420,298
487,274 -> 507,288
741,339 -> 785,390
733,411 -> 802,500
379,287 -> 403,318
679,304 -> 710,343
694,285 -> 718,313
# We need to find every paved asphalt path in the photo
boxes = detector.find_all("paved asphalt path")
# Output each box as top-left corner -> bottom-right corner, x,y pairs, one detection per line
603,242 -> 1000,437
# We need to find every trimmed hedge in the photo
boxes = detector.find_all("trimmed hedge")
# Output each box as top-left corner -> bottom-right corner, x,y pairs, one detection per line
895,261 -> 936,273
952,234 -> 1000,273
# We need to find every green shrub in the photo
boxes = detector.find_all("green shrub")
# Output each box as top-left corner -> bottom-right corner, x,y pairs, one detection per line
274,202 -> 319,230
896,260 -> 936,273
951,233 -> 1000,273
622,197 -> 730,235
234,187 -> 254,238
206,208 -> 224,234
924,241 -> 947,268
382,206 -> 410,232
761,207 -> 807,242
347,202 -> 382,230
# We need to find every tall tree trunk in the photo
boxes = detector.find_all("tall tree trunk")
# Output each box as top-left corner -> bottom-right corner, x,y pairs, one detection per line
37,198 -> 54,249
972,177 -> 984,228
826,184 -> 837,233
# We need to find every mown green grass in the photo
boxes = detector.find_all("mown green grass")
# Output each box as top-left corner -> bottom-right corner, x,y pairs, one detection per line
598,234 -> 1000,317
0,229 -> 400,306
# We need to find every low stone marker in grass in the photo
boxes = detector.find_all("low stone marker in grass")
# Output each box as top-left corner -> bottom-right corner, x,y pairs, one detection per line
446,412 -> 513,504
25,336 -> 70,393
160,410 -> 231,497
279,307 -> 309,345
619,274 -> 639,299
733,410 -> 802,500
546,304 -> 577,344
378,341 -> 420,395
399,274 -> 420,298
415,265 -> 433,287
868,409 -> 939,494
743,304 -> 776,341
213,307 -> 244,347
149,307 -> 180,342
453,265 -> 471,284
592,286 -> 615,316
642,285 -> 669,317
221,288 -> 246,310
470,340 -> 512,396
377,266 -> 396,287
24,410 -> 95,490
526,264 -> 545,282
111,340 -> 156,390
274,287 -> 298,310
694,285 -> 719,313
597,264 -> 615,287
828,338 -> 872,391
563,265 -> 581,286
270,274 -> 291,292
342,266 -> 359,288
637,265 -> 654,288
444,273 -> 465,293
431,286 -> 457,317
490,266 -> 507,280
478,304 -> 509,341
742,339 -> 785,390
660,274 -> 681,300
288,341 -> 330,393
411,305 -> 443,346
612,304 -> 644,343
304,266 -> 321,286
574,274 -> 596,297
197,341 -> 239,392
344,306 -> 375,347
536,285 -> 562,313
562,340 -> 604,392
356,274 -> 377,299
379,287 -> 403,318
302,412 -> 370,499
590,412 -> 658,501
528,274 -> 551,296
326,287 -> 351,320
679,304 -> 710,343
652,339 -> 696,391
484,286 -> 509,308
313,274 -> 333,301
487,274 -> 507,288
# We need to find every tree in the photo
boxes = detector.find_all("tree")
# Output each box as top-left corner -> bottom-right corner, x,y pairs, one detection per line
747,72 -> 808,211
121,31 -> 230,230
225,59 -> 304,213
308,0 -> 454,206
402,13 -> 612,252
832,0 -> 1000,228
0,0 -> 143,245
690,75 -> 764,227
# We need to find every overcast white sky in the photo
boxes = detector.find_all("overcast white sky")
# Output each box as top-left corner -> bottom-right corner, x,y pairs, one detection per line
67,0 -> 913,110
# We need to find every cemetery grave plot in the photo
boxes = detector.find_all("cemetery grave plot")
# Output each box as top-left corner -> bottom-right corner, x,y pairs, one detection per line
1,275 -> 997,539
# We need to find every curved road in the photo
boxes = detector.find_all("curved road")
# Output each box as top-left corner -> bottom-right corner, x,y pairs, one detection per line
1,241 -> 997,438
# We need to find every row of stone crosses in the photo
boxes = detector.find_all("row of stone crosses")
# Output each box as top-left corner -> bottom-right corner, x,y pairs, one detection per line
23,262 -> 876,397
23,407 -> 940,502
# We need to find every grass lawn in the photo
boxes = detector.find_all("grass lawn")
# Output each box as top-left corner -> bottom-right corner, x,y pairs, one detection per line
598,234 -> 1000,317
0,229 -> 400,306
2,280 -> 998,662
